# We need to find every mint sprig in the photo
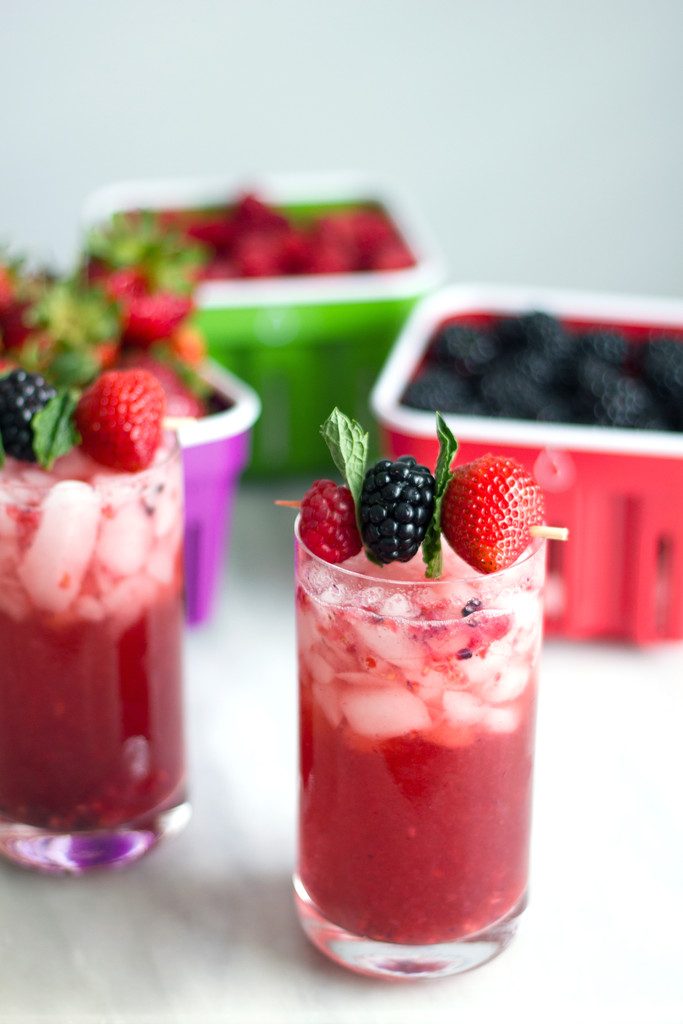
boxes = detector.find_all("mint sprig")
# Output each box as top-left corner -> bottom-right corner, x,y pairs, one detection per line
320,407 -> 368,533
422,412 -> 458,579
32,390 -> 80,470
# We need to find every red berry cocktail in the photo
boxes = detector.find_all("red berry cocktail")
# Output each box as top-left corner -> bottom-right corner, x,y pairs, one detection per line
0,368 -> 187,872
293,410 -> 550,977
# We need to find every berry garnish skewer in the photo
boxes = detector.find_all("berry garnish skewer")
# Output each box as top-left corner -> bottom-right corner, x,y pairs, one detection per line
276,408 -> 568,576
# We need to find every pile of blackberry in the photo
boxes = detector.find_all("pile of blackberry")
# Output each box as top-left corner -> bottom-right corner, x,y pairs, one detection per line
402,312 -> 683,432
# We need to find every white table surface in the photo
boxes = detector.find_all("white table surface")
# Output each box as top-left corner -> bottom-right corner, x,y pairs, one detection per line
1,480 -> 681,1024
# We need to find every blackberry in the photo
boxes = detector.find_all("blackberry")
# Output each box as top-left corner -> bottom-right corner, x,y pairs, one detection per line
402,367 -> 477,413
479,366 -> 549,420
579,329 -> 629,367
577,358 -> 662,428
430,324 -> 500,377
360,456 -> 435,564
497,311 -> 569,360
0,369 -> 56,462
639,337 -> 683,426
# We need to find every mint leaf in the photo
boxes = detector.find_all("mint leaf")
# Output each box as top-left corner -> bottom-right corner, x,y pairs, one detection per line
32,391 -> 80,470
320,407 -> 369,529
422,412 -> 458,579
0,429 -> 4,469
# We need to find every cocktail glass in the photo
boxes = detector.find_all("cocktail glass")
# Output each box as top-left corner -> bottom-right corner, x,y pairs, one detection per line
0,439 -> 188,873
294,525 -> 545,978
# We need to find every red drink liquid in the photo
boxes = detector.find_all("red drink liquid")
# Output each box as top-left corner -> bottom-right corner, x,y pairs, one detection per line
0,442 -> 187,872
295,534 -> 545,976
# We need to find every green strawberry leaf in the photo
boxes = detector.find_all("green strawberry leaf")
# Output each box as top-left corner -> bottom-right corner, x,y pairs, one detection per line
47,348 -> 100,388
32,390 -> 80,470
422,412 -> 459,579
320,407 -> 368,531
0,429 -> 5,469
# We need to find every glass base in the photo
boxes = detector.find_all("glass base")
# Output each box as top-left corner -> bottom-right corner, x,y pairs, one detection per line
294,875 -> 525,979
0,801 -> 191,875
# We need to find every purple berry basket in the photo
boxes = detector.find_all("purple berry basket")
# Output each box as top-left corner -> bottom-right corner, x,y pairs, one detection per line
177,361 -> 260,625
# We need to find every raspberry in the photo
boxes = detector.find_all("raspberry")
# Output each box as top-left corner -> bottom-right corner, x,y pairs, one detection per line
0,369 -> 56,462
442,454 -> 545,573
76,369 -> 166,471
359,456 -> 435,564
299,480 -> 362,564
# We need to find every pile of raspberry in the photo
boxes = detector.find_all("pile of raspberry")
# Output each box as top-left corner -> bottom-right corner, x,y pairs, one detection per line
172,193 -> 415,279
402,311 -> 683,432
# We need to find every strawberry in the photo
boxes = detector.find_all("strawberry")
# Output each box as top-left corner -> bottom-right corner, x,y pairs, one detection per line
123,292 -> 193,346
103,267 -> 147,303
76,368 -> 166,471
198,258 -> 238,281
232,193 -> 288,233
441,454 -> 545,573
121,352 -> 206,418
307,241 -> 356,275
185,215 -> 236,253
370,241 -> 415,271
233,234 -> 283,278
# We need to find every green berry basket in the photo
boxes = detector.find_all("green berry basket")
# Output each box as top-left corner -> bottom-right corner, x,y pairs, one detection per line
82,174 -> 444,474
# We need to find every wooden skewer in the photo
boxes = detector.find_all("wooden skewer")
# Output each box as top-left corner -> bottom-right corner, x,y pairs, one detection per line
530,525 -> 569,541
275,499 -> 569,542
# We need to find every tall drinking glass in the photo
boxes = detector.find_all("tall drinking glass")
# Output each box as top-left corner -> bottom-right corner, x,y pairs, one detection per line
0,439 -> 187,873
294,525 -> 545,978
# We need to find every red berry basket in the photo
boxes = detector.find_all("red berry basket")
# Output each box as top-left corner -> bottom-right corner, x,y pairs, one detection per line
370,284 -> 683,644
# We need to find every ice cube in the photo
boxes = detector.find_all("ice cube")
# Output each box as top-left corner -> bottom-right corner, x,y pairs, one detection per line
0,505 -> 18,542
378,592 -> 416,618
486,706 -> 519,733
357,587 -> 385,613
75,595 -> 105,622
152,480 -> 181,538
336,670 -> 398,688
122,735 -> 151,780
98,501 -> 153,577
102,574 -> 156,634
147,538 -> 177,586
0,575 -> 30,621
443,690 -> 487,726
19,482 -> 100,614
339,686 -> 431,739
350,615 -> 425,669
479,659 -> 530,704
304,649 -> 336,688
313,682 -> 343,728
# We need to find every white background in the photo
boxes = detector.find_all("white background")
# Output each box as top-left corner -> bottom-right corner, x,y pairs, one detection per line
2,0 -> 683,297
1,4 -> 682,1021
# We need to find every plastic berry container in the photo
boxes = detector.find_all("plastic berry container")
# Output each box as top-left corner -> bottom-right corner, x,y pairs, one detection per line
370,283 -> 683,644
180,361 -> 260,625
82,173 -> 444,475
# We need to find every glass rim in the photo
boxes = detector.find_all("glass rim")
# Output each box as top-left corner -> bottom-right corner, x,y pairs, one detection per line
295,516 -> 545,588
0,433 -> 181,506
